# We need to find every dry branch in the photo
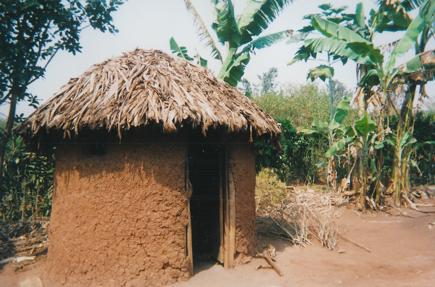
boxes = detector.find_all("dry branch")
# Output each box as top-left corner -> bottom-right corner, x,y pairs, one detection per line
404,194 -> 435,214
383,208 -> 416,218
256,254 -> 283,277
256,181 -> 340,250
337,233 -> 371,253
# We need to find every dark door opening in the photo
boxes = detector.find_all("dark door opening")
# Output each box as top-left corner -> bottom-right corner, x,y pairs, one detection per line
188,143 -> 224,272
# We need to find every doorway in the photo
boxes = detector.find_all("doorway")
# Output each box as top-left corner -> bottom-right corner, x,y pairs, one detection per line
188,143 -> 224,272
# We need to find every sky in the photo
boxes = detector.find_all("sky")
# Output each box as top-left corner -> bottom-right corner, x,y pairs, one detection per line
1,0 -> 433,117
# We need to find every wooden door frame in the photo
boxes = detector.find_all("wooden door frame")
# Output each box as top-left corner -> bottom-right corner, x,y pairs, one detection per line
222,147 -> 236,268
184,150 -> 193,274
185,144 -> 236,273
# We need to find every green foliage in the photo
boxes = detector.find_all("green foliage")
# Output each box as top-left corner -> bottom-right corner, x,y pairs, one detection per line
307,65 -> 334,81
294,0 -> 434,92
0,0 -> 123,221
241,30 -> 293,53
296,25 -> 383,66
294,1 -> 434,90
219,49 -> 251,86
182,0 -> 223,61
255,168 -> 288,212
0,0 -> 124,180
175,0 -> 294,86
169,37 -> 194,61
411,112 -> 435,184
0,0 -> 123,106
332,97 -> 351,125
0,135 -> 54,222
354,112 -> 376,138
169,37 -> 208,67
238,0 -> 292,43
292,0 -> 434,207
254,84 -> 334,183
372,1 -> 412,32
385,0 -> 435,81
300,97 -> 353,159
253,84 -> 330,127
212,0 -> 241,47
312,15 -> 368,43
255,120 -> 328,183
301,97 -> 350,136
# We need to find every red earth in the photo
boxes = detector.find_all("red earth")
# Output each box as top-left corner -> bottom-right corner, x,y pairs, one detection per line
1,200 -> 435,287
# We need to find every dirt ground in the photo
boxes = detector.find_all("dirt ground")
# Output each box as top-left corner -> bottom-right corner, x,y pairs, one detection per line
1,200 -> 435,287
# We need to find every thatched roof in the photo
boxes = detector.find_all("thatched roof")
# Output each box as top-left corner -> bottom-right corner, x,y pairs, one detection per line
19,49 -> 280,139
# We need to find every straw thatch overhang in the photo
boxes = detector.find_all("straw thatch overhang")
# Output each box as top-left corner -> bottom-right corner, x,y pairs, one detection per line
18,49 -> 280,141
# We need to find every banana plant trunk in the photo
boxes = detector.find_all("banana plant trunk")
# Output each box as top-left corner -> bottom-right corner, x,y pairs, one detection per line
218,47 -> 236,80
374,116 -> 385,206
326,79 -> 338,191
389,83 -> 417,206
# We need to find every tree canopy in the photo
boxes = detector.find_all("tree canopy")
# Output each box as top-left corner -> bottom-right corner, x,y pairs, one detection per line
0,0 -> 124,174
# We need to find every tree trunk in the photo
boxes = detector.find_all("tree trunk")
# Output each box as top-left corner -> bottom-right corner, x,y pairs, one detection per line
374,98 -> 387,206
0,86 -> 20,176
388,83 -> 417,206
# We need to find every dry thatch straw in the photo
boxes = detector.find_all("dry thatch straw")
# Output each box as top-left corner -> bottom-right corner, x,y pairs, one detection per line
18,49 -> 280,140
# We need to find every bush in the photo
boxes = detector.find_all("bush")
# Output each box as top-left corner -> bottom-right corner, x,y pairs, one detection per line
412,112 -> 434,185
255,120 -> 328,184
253,84 -> 330,128
255,168 -> 288,213
0,135 -> 54,222
254,84 -> 330,184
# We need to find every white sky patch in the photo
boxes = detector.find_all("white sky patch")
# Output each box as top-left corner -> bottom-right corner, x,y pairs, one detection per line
0,0 -> 433,117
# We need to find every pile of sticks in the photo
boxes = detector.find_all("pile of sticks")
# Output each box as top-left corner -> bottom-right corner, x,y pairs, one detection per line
0,220 -> 48,266
257,187 -> 341,250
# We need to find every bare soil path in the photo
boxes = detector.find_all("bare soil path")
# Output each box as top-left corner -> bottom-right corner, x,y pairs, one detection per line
2,201 -> 435,287
172,204 -> 435,287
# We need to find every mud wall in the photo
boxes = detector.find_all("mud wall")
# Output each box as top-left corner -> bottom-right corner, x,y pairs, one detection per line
230,143 -> 256,257
44,142 -> 190,287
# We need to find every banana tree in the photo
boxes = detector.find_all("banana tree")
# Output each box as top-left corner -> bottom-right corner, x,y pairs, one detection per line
171,0 -> 294,86
300,97 -> 351,190
293,4 -> 355,121
307,65 -> 336,122
293,0 -> 434,206
325,112 -> 380,208
302,98 -> 390,208
293,0 -> 427,112
349,113 -> 381,208
294,2 -> 383,204
169,37 -> 208,68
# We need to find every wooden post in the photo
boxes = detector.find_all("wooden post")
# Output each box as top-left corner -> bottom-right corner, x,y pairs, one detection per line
184,149 -> 193,274
228,164 -> 236,268
218,147 -> 225,264
224,148 -> 236,268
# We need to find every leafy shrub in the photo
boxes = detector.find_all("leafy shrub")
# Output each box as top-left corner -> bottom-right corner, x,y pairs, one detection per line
254,84 -> 330,184
253,84 -> 330,128
255,120 -> 328,184
0,135 -> 54,222
412,112 -> 434,185
255,168 -> 288,213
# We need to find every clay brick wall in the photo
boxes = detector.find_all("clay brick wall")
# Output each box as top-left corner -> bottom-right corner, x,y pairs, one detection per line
230,143 -> 256,257
43,134 -> 256,286
44,142 -> 190,287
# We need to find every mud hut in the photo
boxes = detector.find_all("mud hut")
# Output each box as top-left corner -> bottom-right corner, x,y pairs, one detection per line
18,49 -> 280,286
